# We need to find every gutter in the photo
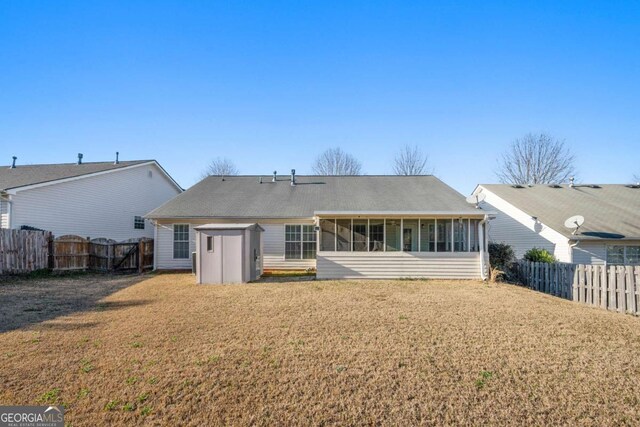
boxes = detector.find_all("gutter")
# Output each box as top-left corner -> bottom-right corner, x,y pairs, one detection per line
479,214 -> 490,280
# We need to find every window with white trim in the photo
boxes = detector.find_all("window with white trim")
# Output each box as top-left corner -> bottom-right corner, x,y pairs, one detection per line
134,216 -> 145,230
285,225 -> 316,259
607,245 -> 640,265
173,224 -> 190,259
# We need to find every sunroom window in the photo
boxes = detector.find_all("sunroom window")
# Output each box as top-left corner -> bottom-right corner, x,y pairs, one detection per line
420,219 -> 435,252
386,220 -> 401,251
320,219 -> 336,251
453,219 -> 468,252
336,220 -> 351,251
437,219 -> 452,252
402,219 -> 419,251
353,220 -> 368,251
369,220 -> 384,251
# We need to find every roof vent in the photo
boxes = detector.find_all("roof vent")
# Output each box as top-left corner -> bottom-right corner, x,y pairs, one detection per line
272,171 -> 277,182
114,151 -> 119,164
290,169 -> 296,186
626,184 -> 640,189
77,153 -> 83,165
511,184 -> 525,189
259,177 -> 263,184
9,156 -> 17,169
549,184 -> 562,188
569,176 -> 575,188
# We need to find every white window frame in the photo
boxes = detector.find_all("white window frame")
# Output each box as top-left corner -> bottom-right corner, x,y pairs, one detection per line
134,216 -> 145,230
284,224 -> 317,260
606,244 -> 640,265
173,224 -> 190,259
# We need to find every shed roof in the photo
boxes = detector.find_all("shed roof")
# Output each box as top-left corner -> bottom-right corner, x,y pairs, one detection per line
148,175 -> 484,219
0,160 -> 153,191
478,184 -> 640,241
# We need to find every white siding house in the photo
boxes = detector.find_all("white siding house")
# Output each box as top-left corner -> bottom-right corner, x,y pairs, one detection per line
473,184 -> 640,265
148,174 -> 491,279
0,159 -> 182,240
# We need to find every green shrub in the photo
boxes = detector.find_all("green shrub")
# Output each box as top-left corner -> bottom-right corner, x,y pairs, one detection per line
488,242 -> 515,270
523,247 -> 556,263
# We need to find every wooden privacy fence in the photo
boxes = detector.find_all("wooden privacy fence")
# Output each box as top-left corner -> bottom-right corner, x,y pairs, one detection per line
53,235 -> 154,272
516,261 -> 640,316
0,229 -> 52,274
0,230 -> 153,274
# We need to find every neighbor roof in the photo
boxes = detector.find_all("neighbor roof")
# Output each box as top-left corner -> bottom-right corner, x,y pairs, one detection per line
0,160 -> 166,191
147,175 -> 485,219
478,184 -> 640,241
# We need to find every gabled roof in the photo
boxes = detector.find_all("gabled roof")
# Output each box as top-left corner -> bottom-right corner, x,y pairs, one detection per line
477,184 -> 640,241
147,175 -> 485,219
0,160 -> 181,192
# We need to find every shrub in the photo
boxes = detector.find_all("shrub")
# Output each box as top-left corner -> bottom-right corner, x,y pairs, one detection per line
488,242 -> 515,270
523,247 -> 556,263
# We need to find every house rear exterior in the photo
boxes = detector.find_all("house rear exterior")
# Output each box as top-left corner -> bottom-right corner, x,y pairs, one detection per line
147,173 -> 491,279
473,184 -> 640,265
0,158 -> 182,240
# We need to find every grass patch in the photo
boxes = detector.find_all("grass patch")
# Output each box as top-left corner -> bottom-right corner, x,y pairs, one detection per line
3,274 -> 640,425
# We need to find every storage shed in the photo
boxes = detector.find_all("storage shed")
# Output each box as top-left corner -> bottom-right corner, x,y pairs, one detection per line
194,223 -> 264,284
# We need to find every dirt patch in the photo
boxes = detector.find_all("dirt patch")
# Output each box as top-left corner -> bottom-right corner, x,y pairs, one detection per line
1,274 -> 640,426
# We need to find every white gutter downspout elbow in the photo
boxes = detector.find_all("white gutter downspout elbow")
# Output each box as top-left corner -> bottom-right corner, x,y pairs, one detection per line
479,215 -> 489,280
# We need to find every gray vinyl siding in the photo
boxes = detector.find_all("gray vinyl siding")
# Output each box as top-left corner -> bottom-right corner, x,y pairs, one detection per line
9,163 -> 180,240
572,242 -> 607,265
154,219 -> 316,270
479,188 -> 572,262
317,252 -> 482,279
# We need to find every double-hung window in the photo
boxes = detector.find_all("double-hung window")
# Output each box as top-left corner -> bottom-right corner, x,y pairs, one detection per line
173,224 -> 190,259
607,245 -> 640,265
285,225 -> 316,259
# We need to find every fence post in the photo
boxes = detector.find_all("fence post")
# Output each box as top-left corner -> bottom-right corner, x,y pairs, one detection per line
138,240 -> 144,273
626,266 -> 636,315
571,265 -> 578,302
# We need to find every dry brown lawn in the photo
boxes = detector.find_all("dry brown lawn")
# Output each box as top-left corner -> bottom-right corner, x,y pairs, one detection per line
2,273 -> 640,426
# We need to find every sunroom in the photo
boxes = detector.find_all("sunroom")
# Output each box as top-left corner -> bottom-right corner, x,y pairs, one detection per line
315,215 -> 489,280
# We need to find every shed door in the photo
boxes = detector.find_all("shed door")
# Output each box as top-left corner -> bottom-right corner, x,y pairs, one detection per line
200,233 -> 223,284
221,231 -> 244,283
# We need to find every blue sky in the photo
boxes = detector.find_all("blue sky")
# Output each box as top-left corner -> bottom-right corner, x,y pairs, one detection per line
1,1 -> 639,193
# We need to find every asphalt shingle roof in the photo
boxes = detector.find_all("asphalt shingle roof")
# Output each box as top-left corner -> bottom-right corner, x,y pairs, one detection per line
479,184 -> 640,241
0,160 -> 152,191
147,175 -> 483,219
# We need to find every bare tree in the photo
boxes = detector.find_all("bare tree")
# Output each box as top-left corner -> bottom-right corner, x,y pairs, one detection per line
201,157 -> 239,178
634,174 -> 640,183
312,148 -> 362,175
393,145 -> 431,175
496,133 -> 576,185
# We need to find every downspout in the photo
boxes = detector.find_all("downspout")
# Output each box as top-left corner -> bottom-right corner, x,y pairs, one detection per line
478,215 -> 489,280
151,219 -> 158,270
568,239 -> 579,264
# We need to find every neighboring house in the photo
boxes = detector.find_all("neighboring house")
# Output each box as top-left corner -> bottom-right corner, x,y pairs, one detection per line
0,156 -> 182,240
473,184 -> 640,265
146,172 -> 491,279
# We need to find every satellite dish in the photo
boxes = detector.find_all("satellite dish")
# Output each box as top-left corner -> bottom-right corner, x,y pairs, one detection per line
466,193 -> 486,208
564,215 -> 585,235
